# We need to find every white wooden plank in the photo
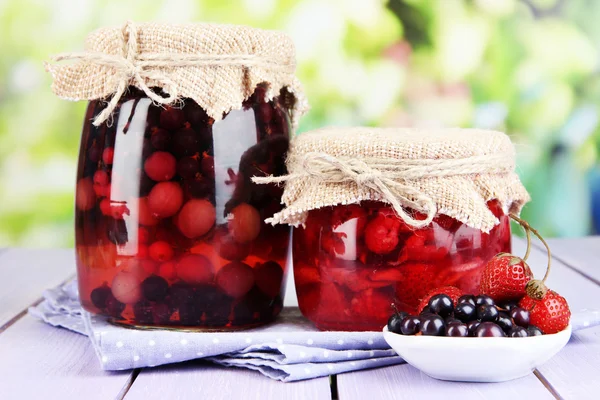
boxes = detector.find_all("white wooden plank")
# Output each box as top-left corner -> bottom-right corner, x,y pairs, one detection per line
125,362 -> 331,400
0,249 -> 75,328
337,363 -> 553,400
526,237 -> 600,399
0,314 -> 134,400
546,237 -> 600,284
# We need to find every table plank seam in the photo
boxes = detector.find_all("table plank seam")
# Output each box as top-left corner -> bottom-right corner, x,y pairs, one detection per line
116,369 -> 141,400
533,369 -> 563,400
330,375 -> 339,400
0,273 -> 75,336
530,240 -> 600,287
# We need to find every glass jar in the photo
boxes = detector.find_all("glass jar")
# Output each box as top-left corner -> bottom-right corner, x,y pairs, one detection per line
75,85 -> 293,329
293,200 -> 511,331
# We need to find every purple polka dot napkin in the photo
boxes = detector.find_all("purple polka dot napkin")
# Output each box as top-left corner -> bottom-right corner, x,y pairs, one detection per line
28,280 -> 600,382
29,280 -> 401,382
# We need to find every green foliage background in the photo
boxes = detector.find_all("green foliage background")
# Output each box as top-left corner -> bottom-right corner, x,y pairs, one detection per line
1,0 -> 599,247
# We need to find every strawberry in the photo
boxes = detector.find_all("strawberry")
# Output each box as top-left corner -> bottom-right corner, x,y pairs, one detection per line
479,253 -> 533,302
394,262 -> 438,311
416,285 -> 464,313
518,290 -> 571,334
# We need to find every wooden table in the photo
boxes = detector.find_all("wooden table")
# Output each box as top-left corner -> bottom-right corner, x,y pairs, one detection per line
0,237 -> 598,399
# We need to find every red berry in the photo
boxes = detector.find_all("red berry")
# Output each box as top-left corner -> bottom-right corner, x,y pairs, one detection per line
150,128 -> 171,150
149,241 -> 174,262
518,290 -> 571,334
177,157 -> 201,180
176,254 -> 213,284
214,228 -> 251,261
102,147 -> 114,165
93,170 -> 110,186
176,199 -> 216,238
138,259 -> 158,275
480,253 -> 533,302
228,203 -> 261,243
254,261 -> 284,297
93,182 -> 111,197
216,262 -> 255,298
201,153 -> 215,179
160,107 -> 185,131
138,227 -> 150,244
144,151 -> 177,182
416,286 -> 464,313
394,262 -> 438,311
158,261 -> 177,281
137,244 -> 150,259
76,177 -> 96,211
364,211 -> 401,254
435,214 -> 460,232
137,197 -> 160,226
148,182 -> 183,218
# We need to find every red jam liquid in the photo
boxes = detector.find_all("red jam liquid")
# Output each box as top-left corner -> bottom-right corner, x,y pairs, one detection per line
75,86 -> 293,330
293,201 -> 511,331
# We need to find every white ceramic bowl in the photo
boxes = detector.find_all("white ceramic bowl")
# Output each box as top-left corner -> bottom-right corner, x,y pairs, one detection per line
383,324 -> 572,382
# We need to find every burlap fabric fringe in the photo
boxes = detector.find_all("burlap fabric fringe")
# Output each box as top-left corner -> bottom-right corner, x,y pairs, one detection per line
45,20 -> 308,127
253,127 -> 530,233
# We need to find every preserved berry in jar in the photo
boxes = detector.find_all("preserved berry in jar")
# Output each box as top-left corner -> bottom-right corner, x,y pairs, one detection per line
75,86 -> 293,329
293,200 -> 511,331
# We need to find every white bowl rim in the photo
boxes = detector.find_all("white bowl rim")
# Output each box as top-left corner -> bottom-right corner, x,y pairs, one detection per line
382,323 -> 572,344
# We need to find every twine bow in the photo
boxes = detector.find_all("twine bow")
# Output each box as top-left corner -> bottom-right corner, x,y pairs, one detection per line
252,152 -> 513,228
47,20 -> 296,126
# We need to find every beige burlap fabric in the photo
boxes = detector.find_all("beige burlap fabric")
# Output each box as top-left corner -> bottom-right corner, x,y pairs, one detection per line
45,21 -> 308,127
253,127 -> 530,233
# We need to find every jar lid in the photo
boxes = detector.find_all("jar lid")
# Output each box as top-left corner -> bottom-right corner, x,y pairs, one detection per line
45,21 -> 308,127
255,127 -> 530,232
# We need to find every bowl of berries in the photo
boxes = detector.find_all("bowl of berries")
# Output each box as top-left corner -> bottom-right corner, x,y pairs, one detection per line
383,215 -> 572,382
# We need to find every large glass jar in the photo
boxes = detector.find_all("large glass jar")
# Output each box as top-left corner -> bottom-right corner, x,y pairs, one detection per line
293,200 -> 511,331
75,85 -> 293,329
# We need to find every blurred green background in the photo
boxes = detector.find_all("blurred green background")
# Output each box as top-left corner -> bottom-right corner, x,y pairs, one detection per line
1,0 -> 599,248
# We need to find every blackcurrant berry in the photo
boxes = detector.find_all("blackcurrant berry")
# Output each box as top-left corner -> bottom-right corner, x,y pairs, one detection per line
457,295 -> 476,307
454,302 -> 476,323
400,316 -> 421,335
420,314 -> 446,336
428,294 -> 454,317
90,285 -> 112,309
420,306 -> 432,315
474,322 -> 506,337
388,312 -> 408,334
445,317 -> 461,325
475,295 -> 495,307
141,275 -> 169,301
497,311 -> 514,332
446,322 -> 468,337
500,301 -> 519,311
467,320 -> 481,336
510,307 -> 531,327
509,326 -> 528,337
477,304 -> 499,322
527,325 -> 543,336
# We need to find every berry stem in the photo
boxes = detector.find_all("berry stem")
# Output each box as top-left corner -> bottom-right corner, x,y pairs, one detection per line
510,213 -> 552,283
523,225 -> 532,262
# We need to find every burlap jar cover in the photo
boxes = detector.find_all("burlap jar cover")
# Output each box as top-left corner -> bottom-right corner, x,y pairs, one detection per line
254,127 -> 530,233
45,20 -> 308,127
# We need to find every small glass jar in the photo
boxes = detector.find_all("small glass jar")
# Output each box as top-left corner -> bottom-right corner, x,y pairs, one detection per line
75,85 -> 293,329
293,200 -> 511,331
